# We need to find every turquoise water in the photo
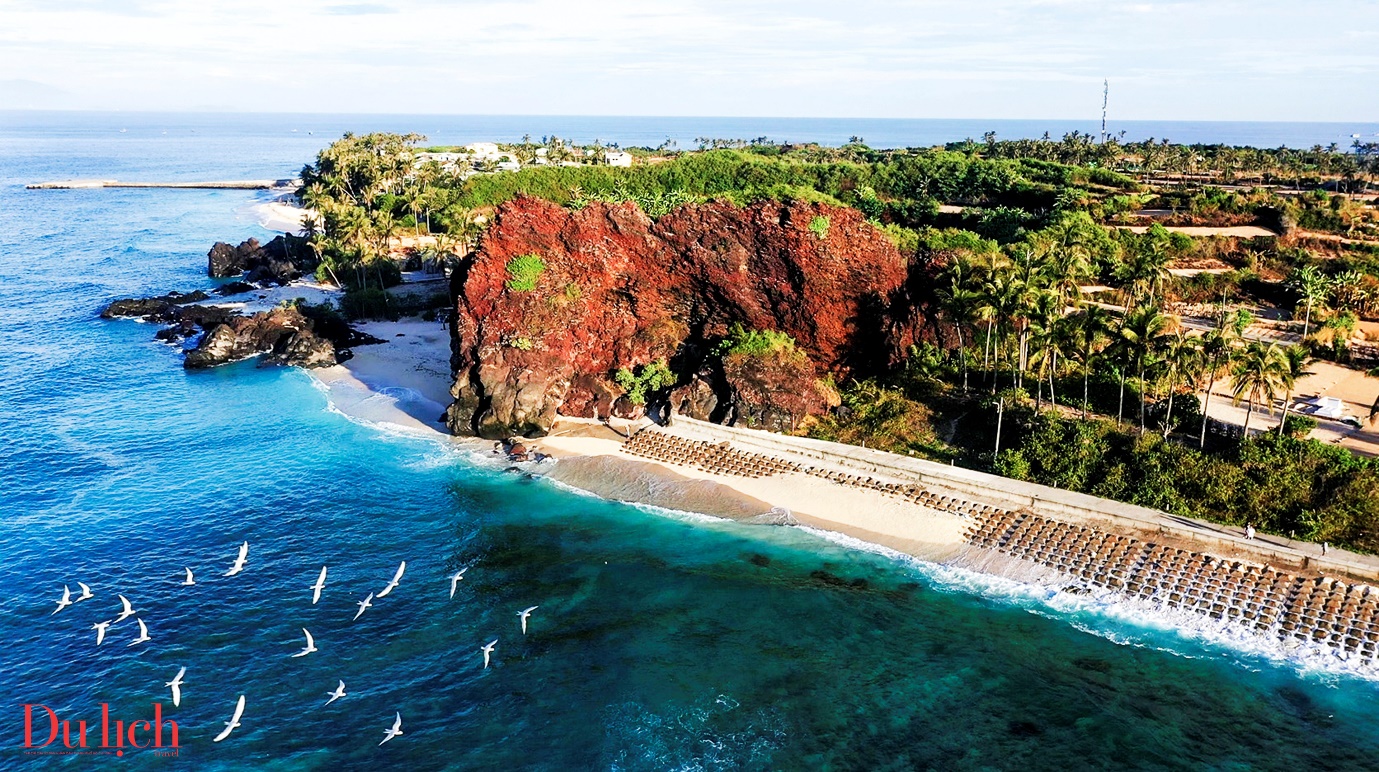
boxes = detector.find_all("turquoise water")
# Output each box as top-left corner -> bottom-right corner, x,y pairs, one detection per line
4,115 -> 1379,770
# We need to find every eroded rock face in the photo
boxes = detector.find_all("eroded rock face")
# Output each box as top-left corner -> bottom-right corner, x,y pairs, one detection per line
183,306 -> 335,369
722,349 -> 839,433
447,196 -> 941,438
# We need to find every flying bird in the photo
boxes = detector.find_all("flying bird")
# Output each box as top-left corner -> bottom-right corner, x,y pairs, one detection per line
52,585 -> 73,615
128,618 -> 150,646
212,695 -> 245,743
324,680 -> 346,706
310,566 -> 327,605
481,639 -> 497,669
291,628 -> 317,658
377,561 -> 406,598
92,620 -> 111,646
223,542 -> 249,577
182,568 -> 195,586
379,712 -> 403,746
165,667 -> 186,707
518,606 -> 539,635
354,593 -> 373,621
114,594 -> 138,623
76,582 -> 93,602
449,567 -> 468,599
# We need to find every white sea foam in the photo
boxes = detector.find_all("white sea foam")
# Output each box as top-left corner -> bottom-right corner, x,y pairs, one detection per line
795,523 -> 1379,683
297,369 -> 1379,682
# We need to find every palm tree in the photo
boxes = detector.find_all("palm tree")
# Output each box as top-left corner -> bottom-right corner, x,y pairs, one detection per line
937,267 -> 982,394
1119,305 -> 1172,432
1070,305 -> 1109,418
1115,238 -> 1172,311
1231,342 -> 1287,437
1157,331 -> 1202,438
1274,345 -> 1314,436
1197,318 -> 1237,448
1287,264 -> 1330,341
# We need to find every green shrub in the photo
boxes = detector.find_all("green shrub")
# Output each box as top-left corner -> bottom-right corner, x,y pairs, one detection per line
716,324 -> 799,359
614,359 -> 675,405
808,215 -> 830,239
505,254 -> 546,292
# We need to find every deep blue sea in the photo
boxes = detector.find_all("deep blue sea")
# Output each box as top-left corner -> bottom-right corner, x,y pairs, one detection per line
5,113 -> 1379,770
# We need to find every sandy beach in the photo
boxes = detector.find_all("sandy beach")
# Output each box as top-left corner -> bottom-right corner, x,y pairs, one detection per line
310,318 -> 456,438
534,418 -> 970,562
244,195 -> 318,236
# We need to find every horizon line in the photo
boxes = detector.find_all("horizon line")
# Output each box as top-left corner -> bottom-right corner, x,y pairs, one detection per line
2,108 -> 1378,127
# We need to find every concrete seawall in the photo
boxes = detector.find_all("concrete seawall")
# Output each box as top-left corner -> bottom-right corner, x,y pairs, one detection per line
663,415 -> 1379,583
630,416 -> 1379,661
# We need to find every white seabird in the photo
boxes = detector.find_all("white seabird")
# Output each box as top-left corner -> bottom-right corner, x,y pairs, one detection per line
354,593 -> 374,621
291,628 -> 317,658
182,568 -> 195,586
76,582 -> 93,602
165,667 -> 186,707
310,566 -> 328,605
518,606 -> 539,635
481,639 -> 497,669
128,618 -> 150,646
52,585 -> 73,615
223,541 -> 249,577
212,695 -> 245,742
92,620 -> 111,646
377,561 -> 406,598
379,712 -> 403,745
113,594 -> 137,623
324,680 -> 346,706
449,567 -> 468,599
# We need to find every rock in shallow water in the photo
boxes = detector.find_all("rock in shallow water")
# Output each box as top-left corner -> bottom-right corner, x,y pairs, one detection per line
183,306 -> 335,369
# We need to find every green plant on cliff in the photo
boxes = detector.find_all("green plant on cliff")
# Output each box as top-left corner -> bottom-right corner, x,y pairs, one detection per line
614,360 -> 675,405
505,253 -> 546,292
808,215 -> 830,239
716,324 -> 801,360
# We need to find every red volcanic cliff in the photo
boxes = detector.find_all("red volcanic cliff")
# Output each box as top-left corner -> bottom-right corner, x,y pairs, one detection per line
446,195 -> 941,438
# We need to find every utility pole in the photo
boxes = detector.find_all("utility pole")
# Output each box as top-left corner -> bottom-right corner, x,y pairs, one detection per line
1101,79 -> 1109,144
994,398 -> 1005,458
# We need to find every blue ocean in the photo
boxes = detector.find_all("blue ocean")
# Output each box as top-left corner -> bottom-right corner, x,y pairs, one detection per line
5,112 -> 1379,770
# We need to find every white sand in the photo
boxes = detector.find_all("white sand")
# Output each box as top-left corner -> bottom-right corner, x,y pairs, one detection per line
309,319 -> 455,438
535,419 -> 969,561
244,196 -> 318,235
197,280 -> 339,315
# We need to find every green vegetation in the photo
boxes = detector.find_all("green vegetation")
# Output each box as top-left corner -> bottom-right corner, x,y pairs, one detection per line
504,253 -> 546,292
808,215 -> 830,239
716,324 -> 802,360
296,129 -> 1379,550
614,360 -> 675,405
989,410 -> 1379,553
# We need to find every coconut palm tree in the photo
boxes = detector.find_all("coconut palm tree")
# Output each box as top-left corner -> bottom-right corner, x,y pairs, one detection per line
937,265 -> 982,394
1069,305 -> 1110,418
1197,318 -> 1238,448
1287,264 -> 1330,341
1274,345 -> 1315,436
1157,331 -> 1202,438
1119,305 -> 1172,432
1231,342 -> 1287,437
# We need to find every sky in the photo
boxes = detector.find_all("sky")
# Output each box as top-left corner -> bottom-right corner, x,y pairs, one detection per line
1,0 -> 1376,120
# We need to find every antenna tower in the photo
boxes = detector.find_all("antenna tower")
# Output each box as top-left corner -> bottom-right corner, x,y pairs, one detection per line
1101,79 -> 1109,143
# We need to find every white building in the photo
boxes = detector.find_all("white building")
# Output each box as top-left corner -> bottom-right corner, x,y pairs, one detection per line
604,150 -> 633,167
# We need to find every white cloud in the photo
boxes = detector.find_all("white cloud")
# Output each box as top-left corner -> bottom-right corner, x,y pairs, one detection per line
0,0 -> 1373,119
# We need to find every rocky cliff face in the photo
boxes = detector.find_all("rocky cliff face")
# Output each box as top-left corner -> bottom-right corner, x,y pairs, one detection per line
446,196 -> 942,438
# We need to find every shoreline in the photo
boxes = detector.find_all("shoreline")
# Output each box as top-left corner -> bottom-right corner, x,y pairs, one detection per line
290,312 -> 1379,674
